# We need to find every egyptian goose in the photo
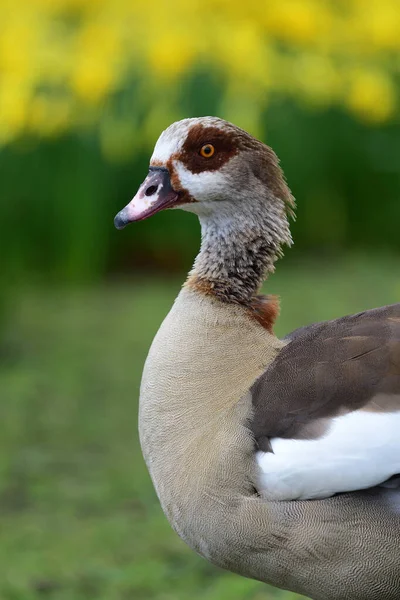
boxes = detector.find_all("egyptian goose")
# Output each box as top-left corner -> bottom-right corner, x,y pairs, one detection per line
114,117 -> 400,600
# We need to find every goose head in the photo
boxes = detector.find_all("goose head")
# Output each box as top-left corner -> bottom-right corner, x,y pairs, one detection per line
114,116 -> 294,228
115,117 -> 295,306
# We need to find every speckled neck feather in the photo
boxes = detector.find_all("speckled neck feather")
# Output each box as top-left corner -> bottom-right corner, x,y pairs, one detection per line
186,200 -> 292,306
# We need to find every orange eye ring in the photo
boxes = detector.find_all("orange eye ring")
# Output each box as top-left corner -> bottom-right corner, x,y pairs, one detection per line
200,144 -> 215,158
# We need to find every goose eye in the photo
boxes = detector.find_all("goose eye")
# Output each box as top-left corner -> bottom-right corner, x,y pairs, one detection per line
200,144 -> 215,158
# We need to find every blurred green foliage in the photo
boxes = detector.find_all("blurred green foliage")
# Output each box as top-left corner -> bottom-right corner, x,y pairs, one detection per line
1,256 -> 398,600
2,96 -> 400,284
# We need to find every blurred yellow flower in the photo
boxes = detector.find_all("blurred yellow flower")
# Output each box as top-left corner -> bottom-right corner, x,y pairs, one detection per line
147,32 -> 196,78
291,54 -> 341,106
0,0 -> 398,151
70,21 -> 121,102
263,0 -> 329,45
346,69 -> 396,123
358,2 -> 400,51
0,77 -> 29,143
28,95 -> 73,136
0,19 -> 34,79
70,57 -> 116,103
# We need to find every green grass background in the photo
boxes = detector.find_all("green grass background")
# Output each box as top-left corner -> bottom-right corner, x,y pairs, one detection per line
1,254 -> 399,600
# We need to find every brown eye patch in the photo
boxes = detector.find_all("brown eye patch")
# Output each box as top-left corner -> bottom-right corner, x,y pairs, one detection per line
181,124 -> 239,174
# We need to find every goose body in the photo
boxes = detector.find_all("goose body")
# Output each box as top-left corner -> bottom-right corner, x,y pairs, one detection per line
115,117 -> 400,599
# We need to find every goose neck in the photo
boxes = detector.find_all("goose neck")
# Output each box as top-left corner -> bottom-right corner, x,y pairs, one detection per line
186,202 -> 291,305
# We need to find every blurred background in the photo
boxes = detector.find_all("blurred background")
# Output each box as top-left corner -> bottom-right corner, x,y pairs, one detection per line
0,1 -> 399,598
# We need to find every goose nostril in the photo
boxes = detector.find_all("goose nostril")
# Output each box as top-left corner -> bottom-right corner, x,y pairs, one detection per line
145,185 -> 158,197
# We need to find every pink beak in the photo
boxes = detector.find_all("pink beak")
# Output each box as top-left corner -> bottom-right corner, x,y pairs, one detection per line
114,167 -> 180,229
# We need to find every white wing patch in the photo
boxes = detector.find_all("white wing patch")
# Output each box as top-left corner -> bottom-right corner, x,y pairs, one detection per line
256,410 -> 400,501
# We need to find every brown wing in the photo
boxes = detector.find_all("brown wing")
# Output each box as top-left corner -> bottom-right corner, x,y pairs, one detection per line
250,303 -> 400,451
